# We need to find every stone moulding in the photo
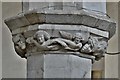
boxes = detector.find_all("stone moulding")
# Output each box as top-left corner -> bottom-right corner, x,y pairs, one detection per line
4,8 -> 116,61
25,51 -> 95,62
11,24 -> 109,38
4,9 -> 116,38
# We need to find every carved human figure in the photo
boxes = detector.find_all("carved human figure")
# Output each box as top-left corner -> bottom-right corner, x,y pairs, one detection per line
33,30 -> 50,44
59,31 -> 89,51
97,41 -> 107,53
26,30 -> 55,51
73,32 -> 88,44
80,36 -> 98,53
94,41 -> 108,60
59,31 -> 89,44
80,36 -> 108,60
12,33 -> 26,58
26,30 -> 83,51
53,38 -> 82,51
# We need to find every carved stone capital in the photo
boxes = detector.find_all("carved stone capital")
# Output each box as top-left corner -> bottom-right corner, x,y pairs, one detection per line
4,8 -> 116,61
11,28 -> 108,61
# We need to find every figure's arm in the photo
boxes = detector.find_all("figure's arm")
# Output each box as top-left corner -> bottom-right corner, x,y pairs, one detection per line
54,38 -> 82,51
32,39 -> 44,49
26,37 -> 48,50
26,37 -> 34,44
81,44 -> 92,53
33,39 -> 59,50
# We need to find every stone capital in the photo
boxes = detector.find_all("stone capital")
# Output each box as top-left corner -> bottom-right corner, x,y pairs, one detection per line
4,8 -> 116,61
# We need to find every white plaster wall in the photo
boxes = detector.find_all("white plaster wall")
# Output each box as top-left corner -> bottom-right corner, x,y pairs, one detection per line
83,1 -> 106,13
105,2 -> 119,78
119,1 -> 120,79
0,1 -> 2,79
2,2 -> 26,78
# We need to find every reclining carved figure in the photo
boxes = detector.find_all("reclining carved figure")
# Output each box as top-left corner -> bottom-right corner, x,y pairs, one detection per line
26,30 -> 83,51
81,36 -> 108,60
26,30 -> 107,60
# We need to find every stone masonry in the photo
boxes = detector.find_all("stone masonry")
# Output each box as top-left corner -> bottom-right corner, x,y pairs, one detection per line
4,3 -> 116,78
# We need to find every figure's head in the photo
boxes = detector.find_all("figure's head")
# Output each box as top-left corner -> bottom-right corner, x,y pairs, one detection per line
35,34 -> 45,44
12,33 -> 26,50
34,30 -> 50,44
97,41 -> 108,53
74,33 -> 83,44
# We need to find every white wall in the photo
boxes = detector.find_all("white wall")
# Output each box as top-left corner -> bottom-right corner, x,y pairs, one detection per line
105,2 -> 119,78
0,1 -> 2,79
119,1 -> 120,79
2,2 -> 26,78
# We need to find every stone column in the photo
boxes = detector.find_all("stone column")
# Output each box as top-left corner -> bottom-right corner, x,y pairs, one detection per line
4,2 -> 116,78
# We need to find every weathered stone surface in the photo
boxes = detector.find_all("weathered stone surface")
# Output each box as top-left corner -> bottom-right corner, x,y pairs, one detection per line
23,29 -> 106,61
4,3 -> 116,78
27,54 -> 92,78
4,2 -> 116,79
4,13 -> 30,31
107,23 -> 116,38
4,8 -> 112,61
4,9 -> 116,38
27,54 -> 44,78
63,2 -> 78,10
24,10 -> 40,24
12,24 -> 109,38
8,22 -> 108,61
4,10 -> 45,31
26,51 -> 95,62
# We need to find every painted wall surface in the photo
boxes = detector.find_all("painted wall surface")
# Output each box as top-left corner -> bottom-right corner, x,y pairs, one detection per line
0,1 -> 2,79
2,2 -> 26,78
105,2 -> 119,78
119,2 -> 120,79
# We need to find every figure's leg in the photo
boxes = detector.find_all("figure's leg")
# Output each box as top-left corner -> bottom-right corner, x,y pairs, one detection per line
60,39 -> 82,48
54,39 -> 68,47
42,39 -> 69,50
54,39 -> 77,50
47,45 -> 60,51
55,39 -> 81,50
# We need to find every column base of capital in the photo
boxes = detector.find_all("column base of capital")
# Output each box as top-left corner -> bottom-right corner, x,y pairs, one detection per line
27,53 -> 92,78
